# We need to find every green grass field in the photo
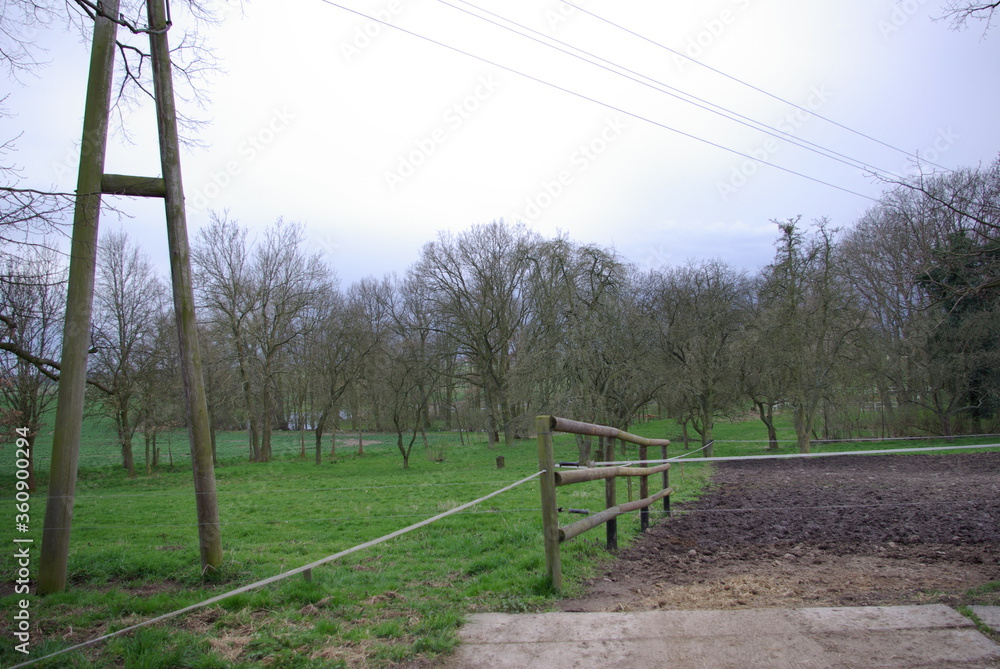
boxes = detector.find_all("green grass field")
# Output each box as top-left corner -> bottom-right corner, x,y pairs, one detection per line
1,413 -> 997,667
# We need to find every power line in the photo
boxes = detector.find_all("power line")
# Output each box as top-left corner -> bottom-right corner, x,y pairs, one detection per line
316,0 -> 879,202
558,0 -> 951,173
437,0 -> 907,181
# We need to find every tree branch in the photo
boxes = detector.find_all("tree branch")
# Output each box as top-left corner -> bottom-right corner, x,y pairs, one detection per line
0,342 -> 114,394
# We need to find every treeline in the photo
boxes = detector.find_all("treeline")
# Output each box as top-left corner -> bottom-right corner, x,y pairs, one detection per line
2,160 -> 998,473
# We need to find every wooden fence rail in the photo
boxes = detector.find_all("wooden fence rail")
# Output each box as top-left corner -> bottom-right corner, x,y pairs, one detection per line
536,415 -> 671,590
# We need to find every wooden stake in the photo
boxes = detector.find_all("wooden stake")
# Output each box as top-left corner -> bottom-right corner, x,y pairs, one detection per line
37,0 -> 120,595
639,444 -> 649,532
662,442 -> 670,516
603,436 -> 617,551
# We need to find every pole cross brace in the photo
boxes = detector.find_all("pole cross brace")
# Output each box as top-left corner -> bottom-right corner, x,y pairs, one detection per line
101,174 -> 167,198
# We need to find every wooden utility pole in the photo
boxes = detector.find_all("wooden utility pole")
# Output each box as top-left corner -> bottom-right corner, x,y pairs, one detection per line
38,0 -> 223,593
146,0 -> 223,572
38,0 -> 120,596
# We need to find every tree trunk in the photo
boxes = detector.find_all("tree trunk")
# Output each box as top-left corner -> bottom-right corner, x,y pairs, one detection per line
754,400 -> 779,451
397,431 -> 409,469
261,380 -> 273,461
299,415 -> 306,459
314,412 -> 326,465
248,420 -> 261,462
314,405 -> 330,465
501,400 -> 514,447
210,423 -> 217,466
119,410 -> 136,478
794,403 -> 813,454
144,432 -> 152,475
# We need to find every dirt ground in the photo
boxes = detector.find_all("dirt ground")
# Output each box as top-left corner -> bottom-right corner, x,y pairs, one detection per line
560,452 -> 1000,613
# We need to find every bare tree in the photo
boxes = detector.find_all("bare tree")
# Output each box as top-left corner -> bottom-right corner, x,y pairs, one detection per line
759,218 -> 864,453
941,1 -> 1000,30
412,220 -> 540,447
375,274 -> 445,469
247,219 -> 330,461
648,260 -> 750,457
739,277 -> 787,451
305,278 -> 387,464
89,229 -> 167,476
0,245 -> 66,490
843,178 -> 1000,436
518,238 -> 662,452
192,213 -> 262,459
193,215 -> 330,462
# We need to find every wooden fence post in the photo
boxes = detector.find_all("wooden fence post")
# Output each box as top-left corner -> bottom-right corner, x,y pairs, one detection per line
662,442 -> 670,516
639,444 -> 649,532
604,436 -> 617,551
536,416 -> 561,590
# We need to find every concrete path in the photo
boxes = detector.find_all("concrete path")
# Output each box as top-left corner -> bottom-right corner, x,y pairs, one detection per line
444,604 -> 1000,668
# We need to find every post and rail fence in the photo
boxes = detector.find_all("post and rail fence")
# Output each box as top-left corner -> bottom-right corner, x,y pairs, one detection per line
536,415 -> 671,590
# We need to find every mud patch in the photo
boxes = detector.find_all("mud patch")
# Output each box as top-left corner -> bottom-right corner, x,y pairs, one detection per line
561,453 -> 1000,612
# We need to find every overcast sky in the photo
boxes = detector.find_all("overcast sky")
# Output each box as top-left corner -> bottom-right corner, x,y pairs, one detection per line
4,0 -> 1000,285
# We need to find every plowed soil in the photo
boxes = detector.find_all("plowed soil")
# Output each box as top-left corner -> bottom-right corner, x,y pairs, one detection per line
560,452 -> 1000,613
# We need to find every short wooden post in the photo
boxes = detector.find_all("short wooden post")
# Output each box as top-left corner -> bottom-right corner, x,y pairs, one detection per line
604,436 -> 617,551
639,444 -> 649,532
536,416 -> 561,590
303,568 -> 312,583
661,443 -> 670,516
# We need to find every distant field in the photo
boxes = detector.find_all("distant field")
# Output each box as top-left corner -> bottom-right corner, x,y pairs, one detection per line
1,414 -> 997,667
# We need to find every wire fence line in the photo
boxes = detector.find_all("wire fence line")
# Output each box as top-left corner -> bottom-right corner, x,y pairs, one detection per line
592,442 -> 1000,467
7,471 -> 543,669
711,433 -> 1000,444
0,478 -> 527,503
660,499 -> 998,515
48,507 -> 547,532
9,431 -> 997,474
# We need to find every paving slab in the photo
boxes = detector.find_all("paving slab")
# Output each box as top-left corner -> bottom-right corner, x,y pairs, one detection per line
970,606 -> 1000,634
443,605 -> 1000,669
